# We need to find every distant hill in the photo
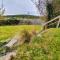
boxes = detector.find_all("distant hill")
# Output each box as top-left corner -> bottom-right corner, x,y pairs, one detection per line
5,15 -> 40,18
0,15 -> 40,20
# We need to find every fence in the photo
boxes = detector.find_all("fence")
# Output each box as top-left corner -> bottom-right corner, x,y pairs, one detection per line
43,15 -> 60,28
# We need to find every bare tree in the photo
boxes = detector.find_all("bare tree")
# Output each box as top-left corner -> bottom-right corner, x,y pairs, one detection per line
31,0 -> 48,16
31,0 -> 53,29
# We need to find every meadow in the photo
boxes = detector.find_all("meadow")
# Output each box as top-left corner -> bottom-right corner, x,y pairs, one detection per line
14,28 -> 60,60
1,25 -> 60,60
0,25 -> 42,42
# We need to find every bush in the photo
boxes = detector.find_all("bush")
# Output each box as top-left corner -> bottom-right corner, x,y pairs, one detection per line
0,20 -> 20,25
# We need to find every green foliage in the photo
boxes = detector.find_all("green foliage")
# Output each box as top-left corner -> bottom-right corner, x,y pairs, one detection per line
7,15 -> 40,19
0,15 -> 40,21
47,3 -> 53,20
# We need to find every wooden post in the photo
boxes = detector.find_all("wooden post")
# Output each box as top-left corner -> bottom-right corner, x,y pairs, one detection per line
56,17 -> 60,28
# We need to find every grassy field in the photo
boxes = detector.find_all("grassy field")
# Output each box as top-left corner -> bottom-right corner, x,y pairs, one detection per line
1,25 -> 60,60
0,25 -> 42,42
13,28 -> 60,60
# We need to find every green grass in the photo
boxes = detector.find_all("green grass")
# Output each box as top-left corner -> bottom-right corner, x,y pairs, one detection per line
13,28 -> 60,60
0,25 -> 42,42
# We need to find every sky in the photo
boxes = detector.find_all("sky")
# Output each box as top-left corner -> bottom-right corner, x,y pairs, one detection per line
0,0 -> 39,16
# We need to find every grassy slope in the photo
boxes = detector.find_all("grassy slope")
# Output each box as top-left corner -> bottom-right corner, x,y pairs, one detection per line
14,28 -> 60,60
0,25 -> 42,42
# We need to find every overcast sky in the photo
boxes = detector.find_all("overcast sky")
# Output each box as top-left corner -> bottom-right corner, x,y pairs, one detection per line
0,0 -> 39,15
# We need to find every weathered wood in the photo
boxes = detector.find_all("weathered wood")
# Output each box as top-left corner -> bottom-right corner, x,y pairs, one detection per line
5,35 -> 18,48
0,51 -> 16,60
43,16 -> 60,26
56,18 -> 60,28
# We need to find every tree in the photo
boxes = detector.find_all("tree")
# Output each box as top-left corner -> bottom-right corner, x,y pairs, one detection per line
31,0 -> 53,29
31,0 -> 48,21
47,0 -> 53,20
53,0 -> 60,17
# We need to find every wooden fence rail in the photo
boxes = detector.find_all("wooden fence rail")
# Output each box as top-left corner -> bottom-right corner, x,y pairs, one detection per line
42,16 -> 60,28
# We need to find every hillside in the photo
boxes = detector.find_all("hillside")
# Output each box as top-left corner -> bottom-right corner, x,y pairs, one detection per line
13,28 -> 60,60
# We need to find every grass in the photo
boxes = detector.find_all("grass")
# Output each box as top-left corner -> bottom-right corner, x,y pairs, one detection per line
0,25 -> 42,42
13,28 -> 60,60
